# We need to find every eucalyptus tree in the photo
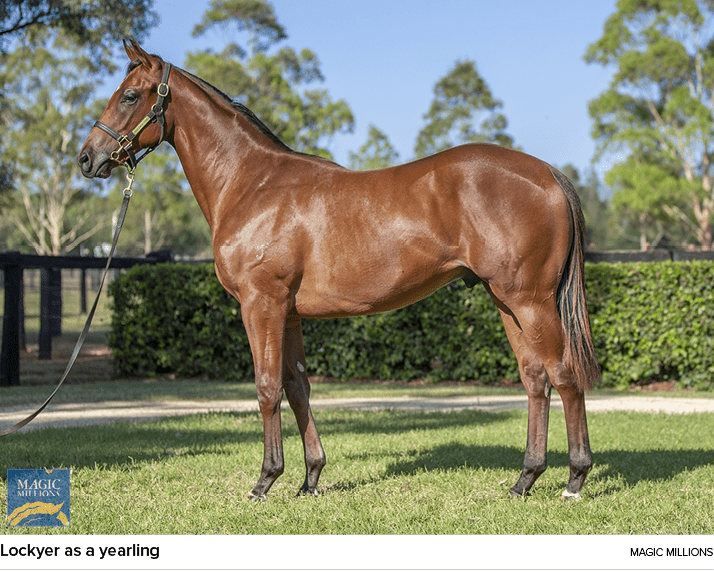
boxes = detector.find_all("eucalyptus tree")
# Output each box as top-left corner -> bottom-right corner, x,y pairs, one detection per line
585,0 -> 714,249
348,125 -> 400,170
1,0 -> 159,248
185,0 -> 354,159
1,0 -> 158,63
0,32 -> 110,254
414,59 -> 514,159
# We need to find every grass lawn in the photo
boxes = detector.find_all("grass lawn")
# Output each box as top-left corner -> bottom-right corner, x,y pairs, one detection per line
2,405 -> 712,535
4,374 -> 713,408
2,287 -> 713,535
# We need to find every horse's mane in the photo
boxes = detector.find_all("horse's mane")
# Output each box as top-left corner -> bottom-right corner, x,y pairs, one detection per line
126,56 -> 293,152
181,67 -> 339,164
182,69 -> 293,151
126,56 -> 343,165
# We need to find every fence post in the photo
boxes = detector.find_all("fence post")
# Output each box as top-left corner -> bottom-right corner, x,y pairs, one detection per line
39,268 -> 52,359
1,254 -> 22,386
50,268 -> 62,337
80,268 -> 87,314
19,275 -> 26,352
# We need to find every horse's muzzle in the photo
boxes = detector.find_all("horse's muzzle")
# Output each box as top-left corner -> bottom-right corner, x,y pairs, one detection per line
78,148 -> 113,179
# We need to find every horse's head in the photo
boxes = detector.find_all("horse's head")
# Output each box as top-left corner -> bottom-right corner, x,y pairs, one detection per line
78,40 -> 171,179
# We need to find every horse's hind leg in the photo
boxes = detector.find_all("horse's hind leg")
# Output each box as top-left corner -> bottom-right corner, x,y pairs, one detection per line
500,294 -> 592,499
493,303 -> 552,497
523,307 -> 591,499
282,315 -> 326,496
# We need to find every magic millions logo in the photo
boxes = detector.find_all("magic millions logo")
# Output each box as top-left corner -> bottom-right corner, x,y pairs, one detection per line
7,469 -> 70,527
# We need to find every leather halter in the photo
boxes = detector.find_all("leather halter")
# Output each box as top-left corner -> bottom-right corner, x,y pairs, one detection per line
93,62 -> 172,170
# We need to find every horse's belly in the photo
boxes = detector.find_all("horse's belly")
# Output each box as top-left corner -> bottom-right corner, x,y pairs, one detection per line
294,265 -> 467,319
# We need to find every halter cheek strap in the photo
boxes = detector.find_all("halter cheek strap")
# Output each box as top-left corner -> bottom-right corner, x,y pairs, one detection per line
93,62 -> 172,170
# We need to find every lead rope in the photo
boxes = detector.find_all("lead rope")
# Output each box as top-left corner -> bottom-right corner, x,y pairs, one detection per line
0,169 -> 135,437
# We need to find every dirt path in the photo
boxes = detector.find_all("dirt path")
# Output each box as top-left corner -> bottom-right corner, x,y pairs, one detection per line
1,393 -> 713,433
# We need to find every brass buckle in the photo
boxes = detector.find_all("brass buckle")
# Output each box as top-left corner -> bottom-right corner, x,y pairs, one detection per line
157,83 -> 169,98
110,137 -> 132,162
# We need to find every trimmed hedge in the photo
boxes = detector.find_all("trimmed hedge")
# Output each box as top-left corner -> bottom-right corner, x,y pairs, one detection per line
108,261 -> 714,390
586,261 -> 714,390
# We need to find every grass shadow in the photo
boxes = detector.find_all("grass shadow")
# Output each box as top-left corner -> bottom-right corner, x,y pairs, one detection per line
385,442 -> 525,476
594,448 -> 713,487
2,409 -> 711,498
383,442 -> 712,492
316,408 -> 518,437
0,411 -> 264,477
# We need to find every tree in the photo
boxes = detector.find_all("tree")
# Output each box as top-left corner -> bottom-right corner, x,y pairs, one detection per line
605,158 -> 691,250
585,0 -> 714,249
0,90 -> 12,201
191,0 -> 286,53
1,32 -> 107,254
1,0 -> 158,63
348,125 -> 399,170
414,59 -> 514,159
1,1 -> 159,231
185,0 -> 354,158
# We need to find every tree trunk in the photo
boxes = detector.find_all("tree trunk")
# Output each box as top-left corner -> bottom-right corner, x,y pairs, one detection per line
144,209 -> 152,254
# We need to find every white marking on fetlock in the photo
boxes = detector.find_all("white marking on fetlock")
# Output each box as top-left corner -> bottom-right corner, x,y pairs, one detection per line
296,361 -> 305,373
560,489 -> 581,501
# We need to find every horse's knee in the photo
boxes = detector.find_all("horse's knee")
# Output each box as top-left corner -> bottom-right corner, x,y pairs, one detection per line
257,376 -> 283,413
283,376 -> 309,407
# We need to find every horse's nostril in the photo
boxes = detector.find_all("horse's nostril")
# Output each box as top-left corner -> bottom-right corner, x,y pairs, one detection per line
78,151 -> 91,171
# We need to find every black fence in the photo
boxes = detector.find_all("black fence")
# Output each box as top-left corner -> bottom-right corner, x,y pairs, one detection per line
0,251 -> 174,386
2,248 -> 714,387
584,248 -> 714,263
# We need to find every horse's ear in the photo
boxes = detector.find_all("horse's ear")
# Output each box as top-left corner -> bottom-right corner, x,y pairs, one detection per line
123,39 -> 154,69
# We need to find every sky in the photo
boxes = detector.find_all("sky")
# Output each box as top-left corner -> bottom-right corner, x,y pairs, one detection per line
102,0 -> 619,190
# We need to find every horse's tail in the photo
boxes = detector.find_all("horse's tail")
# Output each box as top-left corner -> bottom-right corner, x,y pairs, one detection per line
549,166 -> 600,393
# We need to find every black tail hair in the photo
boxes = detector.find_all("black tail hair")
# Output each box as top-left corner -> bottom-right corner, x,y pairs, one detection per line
550,166 -> 601,393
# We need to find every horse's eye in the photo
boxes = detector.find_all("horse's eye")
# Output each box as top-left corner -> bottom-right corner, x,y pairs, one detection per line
121,91 -> 138,105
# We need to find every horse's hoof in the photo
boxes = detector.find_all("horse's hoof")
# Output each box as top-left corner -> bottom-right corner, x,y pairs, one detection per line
248,491 -> 267,502
559,490 -> 582,502
508,487 -> 528,498
296,488 -> 320,498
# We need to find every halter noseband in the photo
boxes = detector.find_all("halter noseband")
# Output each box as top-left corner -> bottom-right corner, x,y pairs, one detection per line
93,62 -> 172,170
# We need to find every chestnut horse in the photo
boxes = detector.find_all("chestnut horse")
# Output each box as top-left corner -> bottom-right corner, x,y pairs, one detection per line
79,41 -> 599,501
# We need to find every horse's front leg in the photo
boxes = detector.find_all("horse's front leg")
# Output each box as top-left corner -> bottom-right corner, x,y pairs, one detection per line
240,291 -> 290,501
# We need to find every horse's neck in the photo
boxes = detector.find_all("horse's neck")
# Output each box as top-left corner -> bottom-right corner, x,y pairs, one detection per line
168,74 -> 286,228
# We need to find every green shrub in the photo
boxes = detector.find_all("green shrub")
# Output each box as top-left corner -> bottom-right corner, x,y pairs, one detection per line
301,282 -> 518,382
586,261 -> 714,390
109,264 -> 253,379
108,261 -> 714,390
